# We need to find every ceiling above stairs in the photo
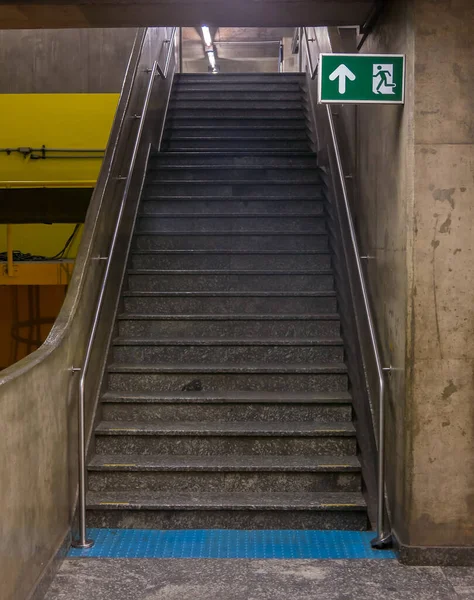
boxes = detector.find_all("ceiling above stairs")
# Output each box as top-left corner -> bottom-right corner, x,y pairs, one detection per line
0,0 -> 378,28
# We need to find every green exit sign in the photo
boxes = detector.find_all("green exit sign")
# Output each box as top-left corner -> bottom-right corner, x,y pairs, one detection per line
318,54 -> 405,104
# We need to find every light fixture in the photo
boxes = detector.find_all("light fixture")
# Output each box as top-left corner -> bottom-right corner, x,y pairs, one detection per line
206,49 -> 218,73
201,25 -> 212,48
207,50 -> 216,69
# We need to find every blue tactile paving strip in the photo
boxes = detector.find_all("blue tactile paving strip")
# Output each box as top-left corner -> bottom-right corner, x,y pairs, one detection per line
68,529 -> 397,559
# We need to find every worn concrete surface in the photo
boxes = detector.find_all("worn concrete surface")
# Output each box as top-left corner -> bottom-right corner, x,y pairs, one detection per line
350,0 -> 474,553
355,0 -> 415,544
0,28 -> 136,93
407,0 -> 474,548
44,559 -> 474,599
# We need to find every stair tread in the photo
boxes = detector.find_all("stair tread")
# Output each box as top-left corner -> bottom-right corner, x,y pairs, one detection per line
173,91 -> 303,95
112,338 -> 344,347
118,314 -> 340,321
153,152 -> 316,157
134,231 -> 328,236
108,362 -> 347,374
123,286 -> 334,290
127,269 -> 332,275
152,167 -> 318,172
167,116 -> 307,121
101,390 -> 352,404
163,137 -> 310,141
87,490 -> 366,510
166,125 -> 307,130
89,454 -> 361,472
146,180 -> 318,185
139,214 -> 324,220
129,252 -> 332,257
95,420 -> 355,436
143,197 -> 324,201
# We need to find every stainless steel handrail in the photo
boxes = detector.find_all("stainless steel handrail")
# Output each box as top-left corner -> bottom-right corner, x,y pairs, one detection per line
303,28 -> 318,79
72,28 -> 177,550
72,59 -> 159,549
302,28 -> 392,549
157,27 -> 178,79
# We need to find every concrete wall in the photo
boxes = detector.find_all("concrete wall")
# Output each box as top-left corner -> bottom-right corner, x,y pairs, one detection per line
408,0 -> 474,548
0,28 -> 136,93
356,0 -> 415,543
0,27 -> 153,600
354,0 -> 474,554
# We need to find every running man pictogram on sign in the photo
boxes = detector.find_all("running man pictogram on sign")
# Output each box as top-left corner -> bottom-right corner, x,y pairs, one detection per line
373,64 -> 397,95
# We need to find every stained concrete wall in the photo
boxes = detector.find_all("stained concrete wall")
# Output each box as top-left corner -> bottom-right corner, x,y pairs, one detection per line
354,0 -> 474,553
0,27 -> 150,600
0,28 -> 137,93
355,0 -> 415,543
408,0 -> 474,548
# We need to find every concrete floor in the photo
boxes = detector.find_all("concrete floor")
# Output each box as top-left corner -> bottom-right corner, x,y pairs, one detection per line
44,559 -> 474,599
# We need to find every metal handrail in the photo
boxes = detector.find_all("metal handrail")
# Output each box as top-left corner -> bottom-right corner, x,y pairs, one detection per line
326,106 -> 391,549
157,28 -> 178,79
72,28 -> 177,550
303,28 -> 318,79
302,28 -> 392,549
72,60 -> 158,549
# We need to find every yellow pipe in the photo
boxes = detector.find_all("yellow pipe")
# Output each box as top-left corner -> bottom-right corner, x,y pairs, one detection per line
7,224 -> 13,277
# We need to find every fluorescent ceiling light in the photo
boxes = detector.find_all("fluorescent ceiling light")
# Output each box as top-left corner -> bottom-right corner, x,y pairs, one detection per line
207,50 -> 217,69
202,25 -> 212,47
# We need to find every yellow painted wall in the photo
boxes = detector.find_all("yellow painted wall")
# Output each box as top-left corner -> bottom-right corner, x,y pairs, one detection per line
0,93 -> 119,188
0,94 -> 119,369
0,223 -> 83,258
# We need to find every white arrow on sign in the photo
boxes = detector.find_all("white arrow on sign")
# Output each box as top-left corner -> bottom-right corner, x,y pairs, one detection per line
328,64 -> 356,94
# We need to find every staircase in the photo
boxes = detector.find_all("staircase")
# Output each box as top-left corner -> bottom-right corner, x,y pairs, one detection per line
87,73 -> 368,531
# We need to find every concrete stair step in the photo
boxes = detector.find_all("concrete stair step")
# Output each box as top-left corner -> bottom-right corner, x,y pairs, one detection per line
151,151 -> 317,167
165,117 -> 308,128
89,453 -> 360,472
136,215 -> 327,234
141,198 -> 325,214
143,181 -> 322,198
130,252 -> 331,271
86,490 -> 368,530
176,73 -> 305,82
126,270 -> 334,293
163,139 -> 311,151
132,232 -> 329,252
101,390 -> 353,403
122,289 -> 336,312
126,269 -> 334,292
175,84 -> 302,93
111,337 -> 344,365
166,127 -> 308,140
95,420 -> 356,456
148,167 -> 321,182
101,390 -> 352,423
167,108 -> 307,118
106,362 -> 349,394
171,91 -> 304,101
88,454 -> 361,493
169,100 -> 305,110
117,313 -> 341,339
